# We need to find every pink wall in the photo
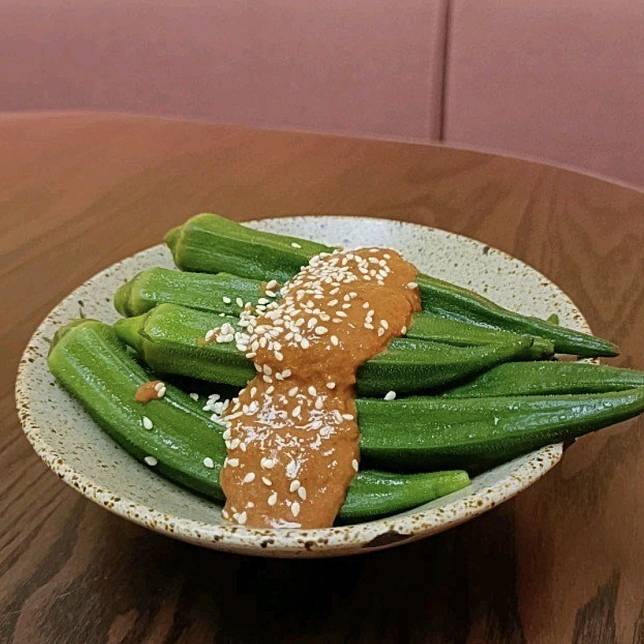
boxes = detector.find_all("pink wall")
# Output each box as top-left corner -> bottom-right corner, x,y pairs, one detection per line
0,0 -> 447,140
1,1 -> 643,187
444,0 -> 644,188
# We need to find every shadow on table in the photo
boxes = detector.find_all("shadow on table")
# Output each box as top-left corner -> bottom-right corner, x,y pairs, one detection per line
39,502 -> 524,643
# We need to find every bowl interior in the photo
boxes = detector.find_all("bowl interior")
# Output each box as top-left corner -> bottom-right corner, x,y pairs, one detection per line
16,216 -> 590,557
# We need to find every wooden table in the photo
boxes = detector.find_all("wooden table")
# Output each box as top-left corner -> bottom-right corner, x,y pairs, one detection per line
2,113 -> 643,643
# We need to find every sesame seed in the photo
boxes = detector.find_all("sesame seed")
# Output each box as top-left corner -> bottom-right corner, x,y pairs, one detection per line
227,458 -> 239,467
153,381 -> 164,392
326,382 -> 336,390
407,281 -> 418,289
291,242 -> 302,248
315,326 -> 328,335
142,416 -> 153,430
352,459 -> 359,472
236,511 -> 247,525
156,386 -> 166,398
268,492 -> 278,506
144,455 -> 157,466
189,392 -> 199,401
291,501 -> 301,517
262,477 -> 272,486
242,472 -> 256,483
203,457 -> 215,469
384,390 -> 397,401
308,385 -> 317,396
223,296 -> 232,304
261,457 -> 275,469
289,479 -> 301,492
342,413 -> 354,421
330,335 -> 339,346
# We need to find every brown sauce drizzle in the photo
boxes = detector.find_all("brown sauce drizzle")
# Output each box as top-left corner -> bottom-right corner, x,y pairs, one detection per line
219,248 -> 420,528
135,379 -> 166,403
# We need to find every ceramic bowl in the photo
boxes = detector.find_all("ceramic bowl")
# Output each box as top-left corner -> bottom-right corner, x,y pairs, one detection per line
16,216 -> 591,557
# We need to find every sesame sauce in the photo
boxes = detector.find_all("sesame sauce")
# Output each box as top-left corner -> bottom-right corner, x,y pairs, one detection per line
135,380 -> 166,402
219,248 -> 420,528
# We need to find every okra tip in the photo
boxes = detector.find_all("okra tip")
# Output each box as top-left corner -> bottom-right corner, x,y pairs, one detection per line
113,315 -> 147,353
164,226 -> 182,254
49,319 -> 101,354
113,280 -> 132,317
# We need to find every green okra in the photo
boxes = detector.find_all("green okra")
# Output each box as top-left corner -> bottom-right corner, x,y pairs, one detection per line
47,319 -> 471,521
442,361 -> 644,398
114,303 -> 538,395
164,213 -> 617,357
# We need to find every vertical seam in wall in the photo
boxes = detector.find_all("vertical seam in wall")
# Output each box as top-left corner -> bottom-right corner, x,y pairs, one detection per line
437,0 -> 453,141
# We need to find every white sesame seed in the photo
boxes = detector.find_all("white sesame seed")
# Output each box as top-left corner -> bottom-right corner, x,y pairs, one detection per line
407,281 -> 418,289
243,472 -> 256,484
289,479 -> 301,492
352,459 -> 359,472
142,416 -> 153,430
144,455 -> 157,466
153,381 -> 164,392
223,296 -> 232,304
291,501 -> 301,517
189,392 -> 199,401
261,457 -> 275,469
315,326 -> 328,335
384,390 -> 397,401
326,382 -> 336,390
203,457 -> 215,469
330,335 -> 339,346
342,413 -> 354,421
236,511 -> 247,525
307,385 -> 317,396
227,458 -> 239,467
268,492 -> 278,506
291,242 -> 302,248
262,477 -> 272,486
156,386 -> 166,398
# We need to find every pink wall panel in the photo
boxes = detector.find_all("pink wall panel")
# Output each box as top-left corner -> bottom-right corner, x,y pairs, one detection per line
444,1 -> 644,188
0,0 -> 447,141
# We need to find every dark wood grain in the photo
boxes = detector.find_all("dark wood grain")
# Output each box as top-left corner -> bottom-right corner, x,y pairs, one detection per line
2,112 -> 643,644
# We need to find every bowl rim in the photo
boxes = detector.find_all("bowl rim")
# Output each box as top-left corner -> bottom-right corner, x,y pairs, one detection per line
16,215 -> 590,557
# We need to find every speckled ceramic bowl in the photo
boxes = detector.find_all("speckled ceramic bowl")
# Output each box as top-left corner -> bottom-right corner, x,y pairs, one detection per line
16,216 -> 592,557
